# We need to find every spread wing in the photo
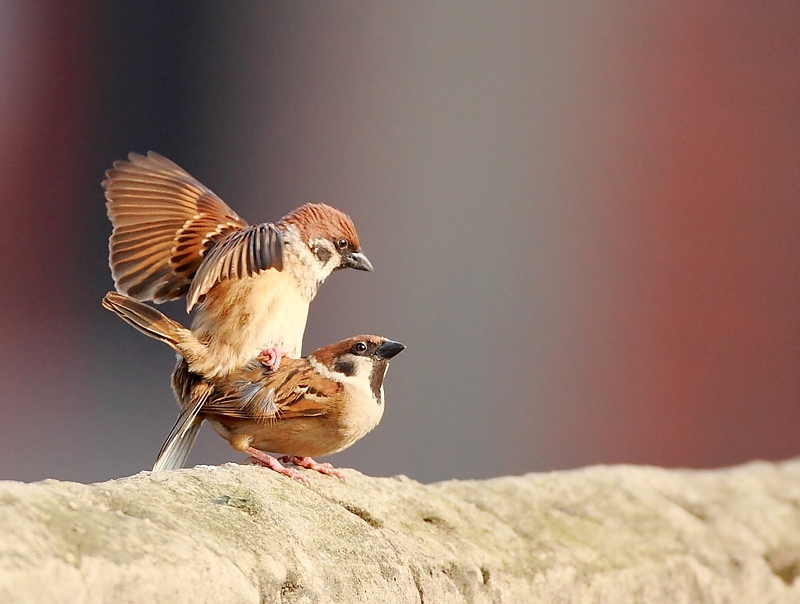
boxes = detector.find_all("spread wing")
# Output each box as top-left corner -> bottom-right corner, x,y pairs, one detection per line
104,151 -> 249,303
186,222 -> 284,311
202,360 -> 341,422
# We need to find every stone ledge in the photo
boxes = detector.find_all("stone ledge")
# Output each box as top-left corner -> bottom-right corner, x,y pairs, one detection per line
2,460 -> 800,603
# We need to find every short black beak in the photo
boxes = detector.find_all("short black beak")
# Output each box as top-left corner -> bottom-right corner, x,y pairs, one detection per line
345,251 -> 373,272
376,340 -> 405,360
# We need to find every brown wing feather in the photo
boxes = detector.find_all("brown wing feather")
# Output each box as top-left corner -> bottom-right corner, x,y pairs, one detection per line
105,151 -> 249,303
202,358 -> 341,422
185,222 -> 284,310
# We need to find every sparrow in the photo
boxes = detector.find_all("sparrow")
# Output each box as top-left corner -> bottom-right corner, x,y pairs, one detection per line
102,292 -> 404,482
103,151 -> 372,377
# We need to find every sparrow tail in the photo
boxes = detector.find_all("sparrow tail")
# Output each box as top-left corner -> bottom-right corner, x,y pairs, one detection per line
102,291 -> 197,357
153,385 -> 210,471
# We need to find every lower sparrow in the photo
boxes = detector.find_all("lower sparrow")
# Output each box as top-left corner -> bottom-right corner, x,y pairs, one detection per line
102,292 -> 404,482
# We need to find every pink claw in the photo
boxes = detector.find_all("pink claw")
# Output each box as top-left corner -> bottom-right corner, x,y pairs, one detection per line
245,447 -> 309,484
257,347 -> 288,371
280,456 -> 345,480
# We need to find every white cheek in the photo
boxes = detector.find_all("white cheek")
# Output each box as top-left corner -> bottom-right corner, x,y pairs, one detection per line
325,256 -> 340,274
313,240 -> 341,274
298,238 -> 341,285
309,355 -> 374,393
350,356 -> 376,381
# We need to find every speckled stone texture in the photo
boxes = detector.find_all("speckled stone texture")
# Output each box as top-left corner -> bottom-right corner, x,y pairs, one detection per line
2,460 -> 800,603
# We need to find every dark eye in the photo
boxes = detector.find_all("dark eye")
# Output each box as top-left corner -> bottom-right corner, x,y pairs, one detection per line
352,342 -> 368,354
336,238 -> 349,250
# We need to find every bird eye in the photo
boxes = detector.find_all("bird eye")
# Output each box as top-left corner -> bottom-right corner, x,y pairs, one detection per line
336,238 -> 349,250
353,342 -> 368,354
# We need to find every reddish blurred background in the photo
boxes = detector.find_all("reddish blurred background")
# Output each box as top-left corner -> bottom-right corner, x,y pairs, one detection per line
1,2 -> 798,484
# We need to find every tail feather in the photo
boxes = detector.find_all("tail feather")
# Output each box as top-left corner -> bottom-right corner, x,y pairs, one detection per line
153,384 -> 211,471
103,291 -> 211,471
102,291 -> 191,355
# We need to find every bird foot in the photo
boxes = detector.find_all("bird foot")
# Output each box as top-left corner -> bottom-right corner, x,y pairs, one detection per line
245,447 -> 309,484
257,347 -> 288,371
280,456 -> 345,480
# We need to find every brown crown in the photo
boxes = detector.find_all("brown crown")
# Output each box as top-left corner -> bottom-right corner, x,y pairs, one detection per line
310,335 -> 387,367
277,203 -> 361,249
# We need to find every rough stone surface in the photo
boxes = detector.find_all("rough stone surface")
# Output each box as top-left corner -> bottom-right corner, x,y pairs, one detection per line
2,460 -> 800,603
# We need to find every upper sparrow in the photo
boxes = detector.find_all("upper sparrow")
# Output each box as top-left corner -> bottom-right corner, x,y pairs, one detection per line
102,292 -> 404,482
103,151 -> 373,376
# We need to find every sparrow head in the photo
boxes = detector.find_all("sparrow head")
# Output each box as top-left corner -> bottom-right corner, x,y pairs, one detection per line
278,203 -> 373,277
311,335 -> 405,403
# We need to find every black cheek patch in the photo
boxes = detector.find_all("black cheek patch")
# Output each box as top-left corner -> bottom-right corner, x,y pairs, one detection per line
313,245 -> 333,265
334,360 -> 355,376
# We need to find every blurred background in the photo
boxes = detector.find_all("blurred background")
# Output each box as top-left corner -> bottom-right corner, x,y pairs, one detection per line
1,2 -> 799,484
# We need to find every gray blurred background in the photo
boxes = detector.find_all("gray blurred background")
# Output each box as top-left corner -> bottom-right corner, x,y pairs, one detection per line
1,2 -> 799,484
